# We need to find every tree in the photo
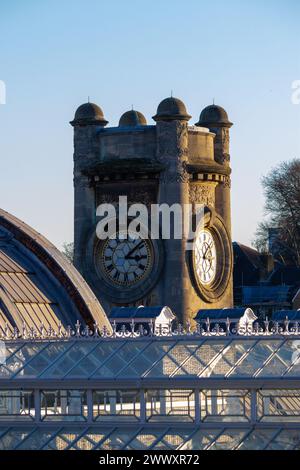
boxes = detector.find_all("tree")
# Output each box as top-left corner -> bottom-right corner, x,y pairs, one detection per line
62,242 -> 74,264
253,159 -> 300,266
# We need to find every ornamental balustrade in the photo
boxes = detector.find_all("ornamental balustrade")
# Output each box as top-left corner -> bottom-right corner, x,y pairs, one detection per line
0,317 -> 299,341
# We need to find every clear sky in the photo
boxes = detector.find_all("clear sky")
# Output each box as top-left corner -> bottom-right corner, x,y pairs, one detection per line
0,0 -> 299,249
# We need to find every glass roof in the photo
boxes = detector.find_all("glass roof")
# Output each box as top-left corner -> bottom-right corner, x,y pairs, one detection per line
1,336 -> 300,380
0,425 -> 300,450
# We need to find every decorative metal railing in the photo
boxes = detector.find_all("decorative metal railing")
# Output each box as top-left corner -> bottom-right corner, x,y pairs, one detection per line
0,317 -> 300,341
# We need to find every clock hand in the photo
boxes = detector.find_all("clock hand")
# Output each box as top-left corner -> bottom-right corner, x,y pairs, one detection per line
202,245 -> 210,259
124,240 -> 144,259
126,255 -> 147,261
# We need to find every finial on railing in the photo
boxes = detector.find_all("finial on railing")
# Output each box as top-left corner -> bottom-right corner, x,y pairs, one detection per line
284,316 -> 290,334
75,320 -> 81,337
264,317 -> 270,335
149,319 -> 154,337
206,317 -> 210,334
226,317 -> 231,335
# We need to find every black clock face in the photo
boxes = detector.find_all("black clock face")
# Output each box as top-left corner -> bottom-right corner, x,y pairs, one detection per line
98,230 -> 154,288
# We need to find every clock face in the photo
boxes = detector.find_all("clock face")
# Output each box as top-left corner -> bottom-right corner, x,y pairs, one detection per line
194,229 -> 217,285
98,230 -> 154,287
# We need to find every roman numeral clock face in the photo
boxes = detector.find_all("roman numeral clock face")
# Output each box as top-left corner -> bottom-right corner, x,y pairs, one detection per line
94,226 -> 163,303
190,217 -> 232,303
99,231 -> 153,287
194,229 -> 217,285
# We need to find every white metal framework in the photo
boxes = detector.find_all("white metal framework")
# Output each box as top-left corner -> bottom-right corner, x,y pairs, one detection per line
1,319 -> 300,450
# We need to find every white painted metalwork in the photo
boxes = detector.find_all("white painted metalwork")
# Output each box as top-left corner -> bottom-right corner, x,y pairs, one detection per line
0,319 -> 300,449
0,317 -> 299,341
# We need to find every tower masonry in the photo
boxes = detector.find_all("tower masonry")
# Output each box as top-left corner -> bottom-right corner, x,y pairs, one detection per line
71,98 -> 234,323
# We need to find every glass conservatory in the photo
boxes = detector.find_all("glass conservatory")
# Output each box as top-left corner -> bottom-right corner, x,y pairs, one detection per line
1,319 -> 300,450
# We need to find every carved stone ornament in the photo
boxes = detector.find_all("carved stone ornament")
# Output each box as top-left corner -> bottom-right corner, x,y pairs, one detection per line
189,183 -> 215,207
223,176 -> 231,188
96,189 -> 155,207
160,161 -> 190,183
157,121 -> 190,183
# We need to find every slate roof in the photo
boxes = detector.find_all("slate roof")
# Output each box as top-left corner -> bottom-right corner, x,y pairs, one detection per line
110,306 -> 170,319
272,310 -> 300,321
242,285 -> 292,305
195,308 -> 248,321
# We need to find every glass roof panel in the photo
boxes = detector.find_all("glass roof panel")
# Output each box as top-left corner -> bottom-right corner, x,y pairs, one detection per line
13,341 -> 75,378
101,428 -> 142,450
3,342 -> 51,378
179,429 -> 220,450
229,340 -> 283,377
152,342 -> 204,378
206,340 -> 255,378
208,429 -> 247,450
174,341 -> 229,378
266,429 -> 300,450
42,427 -> 89,450
152,428 -> 194,450
116,341 -> 176,379
72,428 -> 115,450
257,355 -> 288,377
126,429 -> 168,450
238,428 -> 277,450
199,342 -> 238,378
91,341 -> 151,378
68,341 -> 122,379
1,426 -> 300,449
39,341 -> 98,379
17,428 -> 58,450
1,337 -> 300,380
0,427 -> 34,450
280,339 -> 300,377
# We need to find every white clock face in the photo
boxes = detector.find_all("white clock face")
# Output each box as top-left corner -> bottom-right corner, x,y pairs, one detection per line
98,230 -> 153,287
194,229 -> 217,285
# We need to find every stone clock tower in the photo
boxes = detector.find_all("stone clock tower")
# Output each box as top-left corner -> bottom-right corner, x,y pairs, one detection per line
71,97 -> 233,323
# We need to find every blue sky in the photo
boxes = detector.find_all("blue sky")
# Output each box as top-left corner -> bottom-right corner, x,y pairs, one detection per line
0,0 -> 299,249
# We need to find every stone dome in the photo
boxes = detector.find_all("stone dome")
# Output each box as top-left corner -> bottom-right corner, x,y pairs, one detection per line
119,110 -> 147,127
153,97 -> 191,122
71,102 -> 108,126
196,104 -> 232,127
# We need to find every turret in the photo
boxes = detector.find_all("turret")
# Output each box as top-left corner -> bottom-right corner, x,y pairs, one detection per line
196,104 -> 232,166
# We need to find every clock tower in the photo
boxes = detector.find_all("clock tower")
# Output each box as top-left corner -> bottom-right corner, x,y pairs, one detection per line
71,98 -> 233,323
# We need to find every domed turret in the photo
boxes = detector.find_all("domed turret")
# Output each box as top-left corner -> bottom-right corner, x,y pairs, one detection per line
119,110 -> 147,127
153,97 -> 191,122
195,104 -> 232,128
70,102 -> 108,127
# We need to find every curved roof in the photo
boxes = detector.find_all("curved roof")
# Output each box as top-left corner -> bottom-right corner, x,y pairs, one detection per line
273,310 -> 300,321
196,104 -> 232,128
119,110 -> 147,127
195,307 -> 257,321
70,102 -> 108,127
110,305 -> 175,320
153,96 -> 191,122
0,209 -> 111,333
